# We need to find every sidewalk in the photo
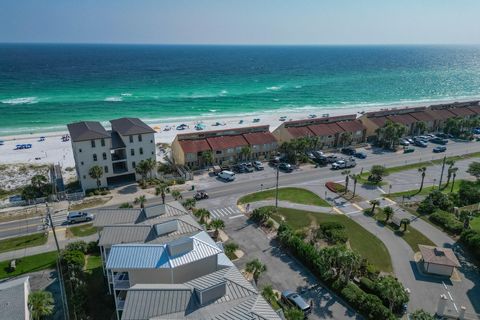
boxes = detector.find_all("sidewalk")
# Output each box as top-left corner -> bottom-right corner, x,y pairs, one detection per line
245,200 -> 334,214
0,229 -> 98,262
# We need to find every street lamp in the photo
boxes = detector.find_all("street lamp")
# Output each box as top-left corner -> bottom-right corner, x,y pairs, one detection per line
275,165 -> 279,208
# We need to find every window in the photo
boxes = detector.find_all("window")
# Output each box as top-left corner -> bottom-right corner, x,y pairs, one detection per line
138,134 -> 142,142
139,147 -> 143,155
129,135 -> 133,143
79,148 -> 82,153
80,161 -> 84,165
227,148 -> 234,154
150,140 -> 153,143
131,149 -> 135,156
151,151 -> 154,155
102,152 -> 107,160
101,138 -> 105,146
132,161 -> 136,168
104,166 -> 109,173
93,154 -> 97,161
91,140 -> 96,148
216,150 -> 221,155
83,175 -> 86,179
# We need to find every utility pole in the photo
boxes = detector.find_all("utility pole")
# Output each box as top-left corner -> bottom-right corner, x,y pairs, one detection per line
46,203 -> 69,319
275,165 -> 279,208
439,155 -> 446,188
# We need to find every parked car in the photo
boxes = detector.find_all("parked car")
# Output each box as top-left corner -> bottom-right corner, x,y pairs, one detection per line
306,152 -> 316,160
473,128 -> 480,134
279,162 -> 293,172
218,170 -> 236,181
332,159 -> 356,170
325,154 -> 339,163
232,164 -> 246,173
403,146 -> 415,153
313,150 -> 324,159
243,163 -> 255,173
435,133 -> 449,139
406,138 -> 414,144
430,137 -> 448,145
252,161 -> 264,170
269,156 -> 281,166
399,139 -> 410,146
314,155 -> 328,166
281,290 -> 312,316
67,211 -> 94,224
341,147 -> 356,155
414,140 -> 428,148
194,190 -> 209,200
353,151 -> 367,159
433,146 -> 447,153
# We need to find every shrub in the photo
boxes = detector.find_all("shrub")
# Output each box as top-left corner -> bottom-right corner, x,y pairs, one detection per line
119,202 -> 133,208
175,178 -> 186,185
460,229 -> 480,256
325,181 -> 346,193
429,211 -> 464,234
457,180 -> 480,206
65,241 -> 88,253
265,219 -> 274,229
61,250 -> 85,269
87,241 -> 99,254
317,222 -> 348,244
359,277 -> 375,294
340,282 -> 395,320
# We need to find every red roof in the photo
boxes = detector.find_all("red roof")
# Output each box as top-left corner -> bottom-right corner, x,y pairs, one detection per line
387,114 -> 418,126
336,120 -> 365,133
179,139 -> 211,154
286,126 -> 315,139
325,123 -> 345,134
308,124 -> 338,137
207,135 -> 248,150
449,107 -> 476,117
468,105 -> 480,115
409,111 -> 435,122
430,109 -> 456,121
243,132 -> 277,145
369,116 -> 388,128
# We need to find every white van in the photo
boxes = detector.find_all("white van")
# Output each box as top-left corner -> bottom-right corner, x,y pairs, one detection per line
218,170 -> 236,181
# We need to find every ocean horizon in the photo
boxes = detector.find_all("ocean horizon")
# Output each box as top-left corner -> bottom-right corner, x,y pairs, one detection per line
1,44 -> 480,136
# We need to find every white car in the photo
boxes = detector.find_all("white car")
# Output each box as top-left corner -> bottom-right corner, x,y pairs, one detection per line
218,170 -> 236,181
67,211 -> 94,224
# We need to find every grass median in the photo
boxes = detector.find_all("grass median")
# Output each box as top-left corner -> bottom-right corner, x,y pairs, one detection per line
271,207 -> 392,273
0,251 -> 57,279
238,187 -> 330,207
386,181 -> 463,199
66,223 -> 98,238
0,233 -> 48,254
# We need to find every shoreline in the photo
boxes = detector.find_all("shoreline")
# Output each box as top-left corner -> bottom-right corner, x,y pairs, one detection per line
0,98 -> 477,172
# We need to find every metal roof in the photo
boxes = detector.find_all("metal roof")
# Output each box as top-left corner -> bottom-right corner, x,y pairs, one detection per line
67,121 -> 110,142
98,225 -> 151,246
106,232 -> 222,270
110,117 -> 156,136
0,276 -> 30,320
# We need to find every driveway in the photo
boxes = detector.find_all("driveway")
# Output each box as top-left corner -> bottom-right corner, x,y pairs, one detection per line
225,216 -> 361,320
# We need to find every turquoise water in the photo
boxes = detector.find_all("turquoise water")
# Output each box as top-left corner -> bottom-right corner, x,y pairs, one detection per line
1,44 -> 480,136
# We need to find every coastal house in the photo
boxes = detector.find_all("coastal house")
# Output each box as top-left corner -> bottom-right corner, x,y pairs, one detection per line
67,117 -> 156,191
426,101 -> 480,130
419,245 -> 460,277
171,126 -> 277,168
94,202 -> 280,320
272,114 -> 366,148
0,276 -> 31,320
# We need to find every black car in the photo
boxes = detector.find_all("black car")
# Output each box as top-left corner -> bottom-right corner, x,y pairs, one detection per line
430,137 -> 448,145
353,151 -> 367,159
341,147 -> 356,155
232,164 -> 246,173
269,156 -> 281,166
194,190 -> 209,200
279,162 -> 293,172
433,146 -> 447,153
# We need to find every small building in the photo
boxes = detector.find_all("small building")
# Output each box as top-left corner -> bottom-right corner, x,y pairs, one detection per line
419,245 -> 460,277
0,276 -> 31,320
67,117 -> 156,191
171,125 -> 277,168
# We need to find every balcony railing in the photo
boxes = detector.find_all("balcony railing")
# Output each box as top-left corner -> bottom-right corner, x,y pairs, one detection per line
111,154 -> 127,162
117,299 -> 125,310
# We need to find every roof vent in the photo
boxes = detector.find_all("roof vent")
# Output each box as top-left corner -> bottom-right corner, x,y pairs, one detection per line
167,237 -> 193,257
434,248 -> 445,256
154,220 -> 179,236
195,281 -> 227,306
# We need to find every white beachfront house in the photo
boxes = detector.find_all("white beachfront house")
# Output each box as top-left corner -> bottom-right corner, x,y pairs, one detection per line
67,117 -> 156,191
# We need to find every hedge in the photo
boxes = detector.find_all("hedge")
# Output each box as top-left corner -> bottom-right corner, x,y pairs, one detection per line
429,211 -> 464,234
460,229 -> 480,257
340,282 -> 395,320
325,181 -> 346,193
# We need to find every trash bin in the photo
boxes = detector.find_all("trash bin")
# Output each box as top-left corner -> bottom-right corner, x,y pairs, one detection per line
191,185 -> 195,191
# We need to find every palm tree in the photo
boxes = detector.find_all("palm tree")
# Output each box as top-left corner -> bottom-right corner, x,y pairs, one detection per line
245,258 -> 267,284
370,199 -> 380,215
88,165 -> 103,188
341,169 -> 351,193
135,160 -> 150,184
155,183 -> 168,204
417,167 -> 427,193
284,307 -> 305,320
182,198 -> 196,210
145,158 -> 157,179
444,160 -> 456,188
450,168 -> 458,193
134,195 -> 146,208
350,173 -> 359,198
171,189 -> 182,200
195,208 -> 211,224
416,121 -> 427,135
28,290 -> 55,320
209,218 -> 225,239
202,150 -> 214,168
400,218 -> 410,232
338,249 -> 361,283
383,206 -> 394,222
240,146 -> 252,161
224,242 -> 239,258
339,132 -> 353,147
31,174 -> 47,190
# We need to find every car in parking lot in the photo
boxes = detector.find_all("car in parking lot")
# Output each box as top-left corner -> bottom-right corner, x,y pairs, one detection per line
218,170 -> 236,181
399,138 -> 410,146
325,154 -> 339,163
269,156 -> 281,167
403,146 -> 415,153
243,163 -> 255,172
430,137 -> 448,145
331,159 -> 356,170
232,164 -> 246,173
435,133 -> 449,139
279,162 -> 293,172
67,211 -> 94,224
433,146 -> 447,153
341,147 -> 356,155
281,290 -> 311,316
414,140 -> 428,148
252,161 -> 264,170
406,138 -> 414,144
353,151 -> 367,159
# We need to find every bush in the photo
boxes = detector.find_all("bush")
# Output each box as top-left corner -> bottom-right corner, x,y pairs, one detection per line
317,222 -> 348,244
175,178 -> 186,185
65,241 -> 88,253
457,180 -> 480,206
119,202 -> 133,208
61,250 -> 85,269
340,282 -> 395,320
325,181 -> 346,193
417,190 -> 453,215
265,219 -> 274,229
429,211 -> 464,234
87,241 -> 99,254
359,277 -> 375,294
460,229 -> 480,256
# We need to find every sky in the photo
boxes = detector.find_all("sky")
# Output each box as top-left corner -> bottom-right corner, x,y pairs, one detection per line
1,0 -> 479,45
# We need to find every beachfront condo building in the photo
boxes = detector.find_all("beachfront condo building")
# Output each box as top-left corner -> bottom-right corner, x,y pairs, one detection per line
171,125 -> 278,168
67,117 -> 156,191
272,114 -> 367,147
89,201 -> 281,320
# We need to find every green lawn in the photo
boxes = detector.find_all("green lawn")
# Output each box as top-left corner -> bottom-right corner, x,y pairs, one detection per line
67,223 -> 98,238
372,210 -> 435,252
387,181 -> 463,199
0,251 -> 58,279
0,233 -> 48,254
272,207 -> 392,272
69,197 -> 111,211
471,216 -> 480,232
238,187 -> 330,207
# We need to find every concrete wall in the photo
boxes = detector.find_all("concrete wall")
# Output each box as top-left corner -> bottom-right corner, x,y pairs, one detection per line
358,116 -> 380,140
272,125 -> 294,144
424,262 -> 453,276
118,132 -> 156,179
171,137 -> 186,165
128,268 -> 173,285
172,256 -> 218,283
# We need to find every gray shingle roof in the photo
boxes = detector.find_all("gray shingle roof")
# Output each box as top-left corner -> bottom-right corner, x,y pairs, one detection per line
110,117 -> 156,136
67,121 -> 110,142
0,276 -> 30,320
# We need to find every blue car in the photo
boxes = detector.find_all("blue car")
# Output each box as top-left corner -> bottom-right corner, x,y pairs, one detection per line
433,146 -> 447,153
354,151 -> 367,159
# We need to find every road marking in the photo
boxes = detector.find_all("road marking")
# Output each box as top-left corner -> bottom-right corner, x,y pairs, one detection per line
384,197 -> 397,204
211,210 -> 219,218
447,291 -> 453,301
229,214 -> 244,220
377,187 -> 386,194
332,207 -> 344,215
352,203 -> 363,211
453,303 -> 458,312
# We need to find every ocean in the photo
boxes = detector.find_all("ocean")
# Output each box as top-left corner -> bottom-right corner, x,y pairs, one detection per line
1,44 -> 480,136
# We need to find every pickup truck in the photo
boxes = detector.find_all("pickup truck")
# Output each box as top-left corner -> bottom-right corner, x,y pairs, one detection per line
331,159 -> 356,170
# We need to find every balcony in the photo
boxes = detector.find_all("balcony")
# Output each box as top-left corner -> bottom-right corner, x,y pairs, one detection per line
111,154 -> 126,162
112,162 -> 128,174
113,273 -> 130,290
117,299 -> 125,310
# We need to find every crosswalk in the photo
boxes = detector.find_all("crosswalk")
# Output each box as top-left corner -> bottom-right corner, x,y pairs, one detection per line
210,206 -> 244,219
